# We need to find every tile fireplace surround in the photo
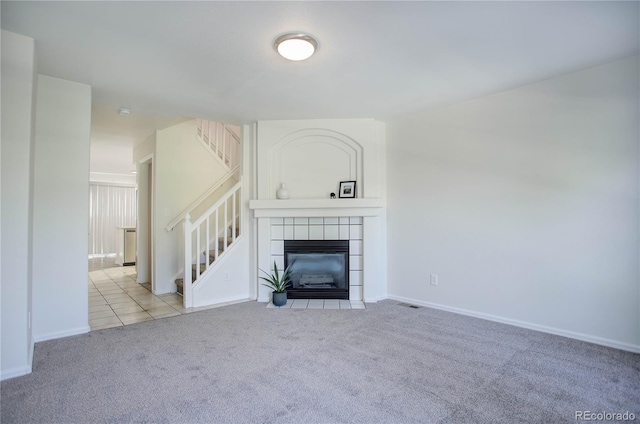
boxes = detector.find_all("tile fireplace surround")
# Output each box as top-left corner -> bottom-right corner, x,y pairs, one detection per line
271,217 -> 363,300
249,199 -> 385,303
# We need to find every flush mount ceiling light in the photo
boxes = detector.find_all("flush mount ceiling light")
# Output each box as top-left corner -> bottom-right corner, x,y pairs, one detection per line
274,33 -> 318,61
118,108 -> 132,117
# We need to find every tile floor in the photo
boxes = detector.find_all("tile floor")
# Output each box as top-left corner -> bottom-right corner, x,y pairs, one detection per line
88,259 -> 220,331
266,298 -> 366,309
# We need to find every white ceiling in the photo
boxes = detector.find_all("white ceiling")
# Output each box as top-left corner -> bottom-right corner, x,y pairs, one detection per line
2,1 -> 639,142
89,105 -> 188,175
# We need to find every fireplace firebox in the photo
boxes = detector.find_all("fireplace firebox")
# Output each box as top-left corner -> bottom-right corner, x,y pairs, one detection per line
284,240 -> 349,300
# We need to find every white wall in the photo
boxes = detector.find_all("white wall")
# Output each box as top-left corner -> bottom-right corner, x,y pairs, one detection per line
154,120 -> 228,293
32,75 -> 92,341
387,57 -> 640,350
134,132 -> 156,286
1,30 -> 37,380
192,238 -> 251,307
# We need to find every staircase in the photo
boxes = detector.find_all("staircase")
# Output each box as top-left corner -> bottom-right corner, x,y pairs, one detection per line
165,118 -> 243,309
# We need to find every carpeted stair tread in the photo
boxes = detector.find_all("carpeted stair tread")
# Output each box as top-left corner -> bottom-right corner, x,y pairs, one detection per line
173,232 -> 240,295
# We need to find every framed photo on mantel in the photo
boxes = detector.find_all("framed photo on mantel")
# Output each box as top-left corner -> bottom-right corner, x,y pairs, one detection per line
339,181 -> 356,198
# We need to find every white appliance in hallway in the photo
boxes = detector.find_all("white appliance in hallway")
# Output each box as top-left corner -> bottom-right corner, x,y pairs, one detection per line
115,226 -> 136,266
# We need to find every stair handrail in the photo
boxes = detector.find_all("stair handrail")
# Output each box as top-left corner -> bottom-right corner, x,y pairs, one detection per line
191,178 -> 242,229
165,164 -> 240,232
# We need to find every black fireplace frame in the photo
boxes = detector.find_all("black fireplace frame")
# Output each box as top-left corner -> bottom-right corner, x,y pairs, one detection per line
284,240 -> 349,300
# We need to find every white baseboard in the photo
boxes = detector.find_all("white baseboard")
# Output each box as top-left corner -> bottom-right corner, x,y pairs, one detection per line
387,294 -> 640,354
2,336 -> 36,381
28,334 -> 34,370
193,296 -> 252,309
1,364 -> 32,381
364,294 -> 386,303
33,325 -> 90,343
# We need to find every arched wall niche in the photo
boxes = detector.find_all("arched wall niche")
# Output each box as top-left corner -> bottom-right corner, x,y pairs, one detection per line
269,129 -> 363,199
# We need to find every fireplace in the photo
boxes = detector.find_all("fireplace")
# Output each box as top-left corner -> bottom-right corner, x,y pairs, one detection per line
284,240 -> 349,300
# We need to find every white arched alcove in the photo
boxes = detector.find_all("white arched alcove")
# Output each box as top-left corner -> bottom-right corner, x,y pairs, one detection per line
269,129 -> 363,199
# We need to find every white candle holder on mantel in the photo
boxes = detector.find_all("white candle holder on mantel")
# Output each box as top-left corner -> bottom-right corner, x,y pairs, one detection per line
276,183 -> 290,199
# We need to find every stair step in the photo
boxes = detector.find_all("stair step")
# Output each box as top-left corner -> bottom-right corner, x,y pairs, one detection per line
174,234 -> 240,295
204,235 -> 243,259
192,263 -> 207,273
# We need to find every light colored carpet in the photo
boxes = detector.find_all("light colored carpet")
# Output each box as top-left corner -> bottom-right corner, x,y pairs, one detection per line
2,300 -> 639,423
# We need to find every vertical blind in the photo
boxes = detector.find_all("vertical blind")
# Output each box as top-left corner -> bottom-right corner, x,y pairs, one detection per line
89,184 -> 137,256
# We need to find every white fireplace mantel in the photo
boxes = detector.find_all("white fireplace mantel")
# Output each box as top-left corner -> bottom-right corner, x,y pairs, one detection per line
249,198 -> 384,218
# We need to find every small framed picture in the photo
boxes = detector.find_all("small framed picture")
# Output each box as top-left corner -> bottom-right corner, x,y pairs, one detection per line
339,181 -> 356,198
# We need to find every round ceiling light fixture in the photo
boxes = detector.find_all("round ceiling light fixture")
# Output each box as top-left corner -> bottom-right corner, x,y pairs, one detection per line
118,108 -> 132,117
274,33 -> 318,61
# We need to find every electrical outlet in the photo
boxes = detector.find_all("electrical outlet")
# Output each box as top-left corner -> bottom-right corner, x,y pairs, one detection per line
225,272 -> 230,281
430,274 -> 439,286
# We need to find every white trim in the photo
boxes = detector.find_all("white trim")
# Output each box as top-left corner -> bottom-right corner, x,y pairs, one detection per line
138,153 -> 154,165
28,335 -> 34,370
1,364 -> 33,381
249,198 -> 384,218
193,295 -> 252,309
88,178 -> 136,188
364,295 -> 386,303
33,326 -> 90,343
387,295 -> 640,354
1,337 -> 34,381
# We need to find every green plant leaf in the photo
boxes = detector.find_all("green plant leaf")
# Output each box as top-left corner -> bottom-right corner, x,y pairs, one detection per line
258,262 -> 292,293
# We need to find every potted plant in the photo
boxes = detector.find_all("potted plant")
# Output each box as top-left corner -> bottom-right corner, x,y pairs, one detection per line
259,261 -> 292,307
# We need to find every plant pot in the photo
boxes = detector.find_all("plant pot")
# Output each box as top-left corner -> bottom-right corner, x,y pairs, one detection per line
272,291 -> 287,307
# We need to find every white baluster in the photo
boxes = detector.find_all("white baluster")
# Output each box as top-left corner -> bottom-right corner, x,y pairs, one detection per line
196,224 -> 201,280
238,182 -> 243,237
224,198 -> 228,250
215,120 -> 219,153
222,125 -> 227,167
209,120 -> 214,151
232,190 -> 236,243
215,208 -> 219,261
183,213 -> 193,308
205,215 -> 210,271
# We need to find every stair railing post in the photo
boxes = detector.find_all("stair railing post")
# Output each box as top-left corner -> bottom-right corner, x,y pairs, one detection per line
183,213 -> 193,308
